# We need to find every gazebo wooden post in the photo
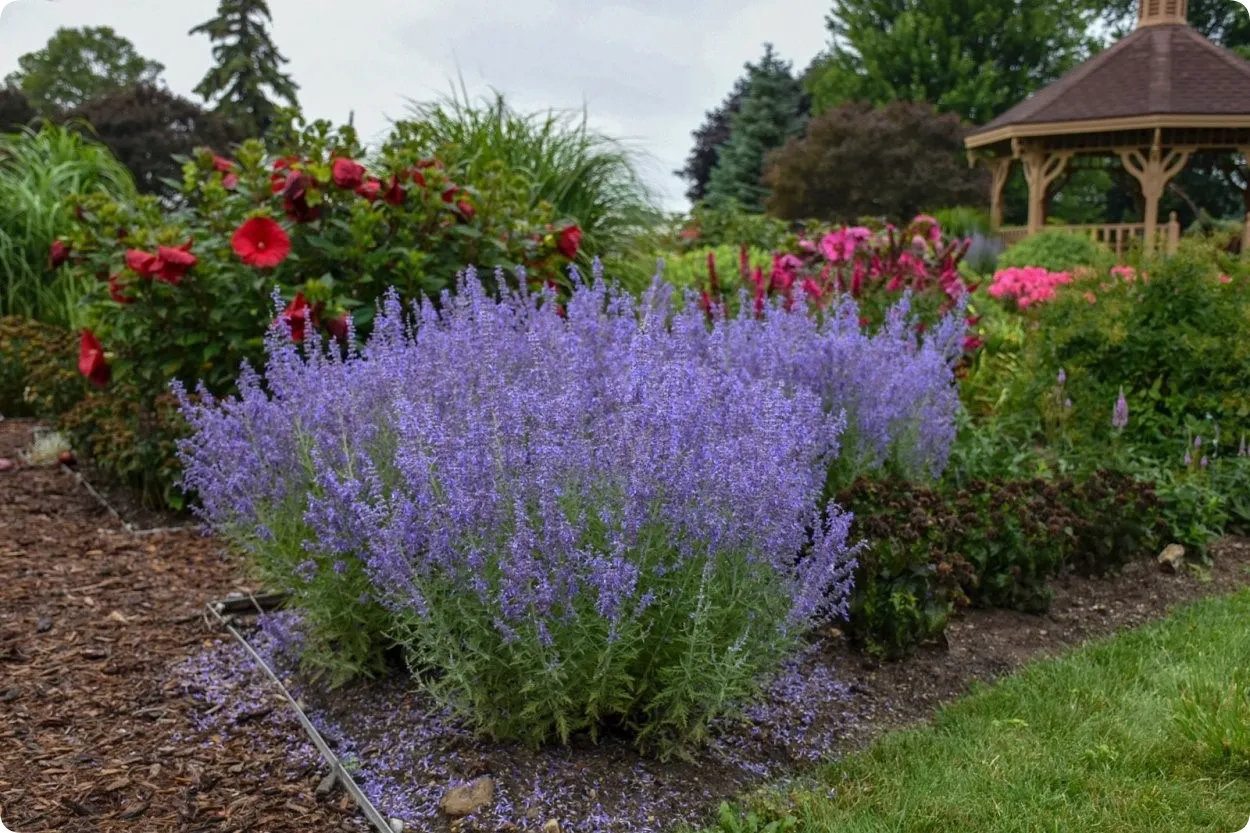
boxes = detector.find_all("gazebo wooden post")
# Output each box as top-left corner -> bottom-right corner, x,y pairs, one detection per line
1020,151 -> 1071,234
1118,136 -> 1190,254
987,157 -> 1012,230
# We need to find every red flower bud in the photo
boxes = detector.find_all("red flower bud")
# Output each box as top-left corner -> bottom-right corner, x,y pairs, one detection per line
357,178 -> 382,202
49,240 -> 70,270
279,292 -> 311,342
78,330 -> 110,388
108,273 -> 134,305
556,224 -> 582,259
383,175 -> 406,206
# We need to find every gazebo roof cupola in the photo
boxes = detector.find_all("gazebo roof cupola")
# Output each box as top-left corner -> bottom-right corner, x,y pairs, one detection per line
1138,0 -> 1187,27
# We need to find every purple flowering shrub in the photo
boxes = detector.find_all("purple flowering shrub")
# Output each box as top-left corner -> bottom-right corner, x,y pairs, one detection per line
176,265 -> 961,753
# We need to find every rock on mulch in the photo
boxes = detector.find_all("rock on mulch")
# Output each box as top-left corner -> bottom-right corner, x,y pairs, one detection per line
0,420 -> 366,833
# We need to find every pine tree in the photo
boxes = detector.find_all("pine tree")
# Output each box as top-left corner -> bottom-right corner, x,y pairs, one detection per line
703,44 -> 807,213
189,0 -> 299,136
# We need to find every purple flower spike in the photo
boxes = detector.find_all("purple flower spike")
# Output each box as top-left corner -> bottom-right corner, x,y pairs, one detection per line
1111,387 -> 1129,430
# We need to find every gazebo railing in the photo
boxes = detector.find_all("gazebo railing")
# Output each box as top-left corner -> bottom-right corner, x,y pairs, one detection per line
994,213 -> 1182,262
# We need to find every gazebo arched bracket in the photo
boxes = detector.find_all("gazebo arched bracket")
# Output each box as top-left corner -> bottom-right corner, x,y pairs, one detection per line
1118,142 -> 1193,252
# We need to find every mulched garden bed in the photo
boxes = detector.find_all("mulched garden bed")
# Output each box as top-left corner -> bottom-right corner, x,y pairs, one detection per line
0,420 -> 366,833
3,417 -> 1249,832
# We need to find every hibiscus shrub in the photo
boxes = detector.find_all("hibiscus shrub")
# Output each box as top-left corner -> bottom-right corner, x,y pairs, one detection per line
52,116 -> 581,504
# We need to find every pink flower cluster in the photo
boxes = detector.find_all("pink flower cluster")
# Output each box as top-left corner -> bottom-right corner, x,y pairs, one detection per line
988,267 -> 1073,308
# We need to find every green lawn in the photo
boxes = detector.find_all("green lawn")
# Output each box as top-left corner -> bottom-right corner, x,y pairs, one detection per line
720,590 -> 1250,833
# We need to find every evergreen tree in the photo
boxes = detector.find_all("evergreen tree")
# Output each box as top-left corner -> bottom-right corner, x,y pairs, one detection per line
703,44 -> 807,213
189,0 -> 299,136
675,77 -> 749,204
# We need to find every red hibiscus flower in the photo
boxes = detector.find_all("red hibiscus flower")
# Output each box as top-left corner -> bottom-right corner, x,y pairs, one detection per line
280,292 -> 311,342
213,155 -> 235,173
272,156 -> 299,172
441,185 -> 458,203
223,173 -> 239,189
409,168 -> 426,187
556,224 -> 582,259
48,240 -> 70,270
382,175 -> 406,206
455,199 -> 475,221
357,178 -> 382,202
108,273 -> 134,305
232,217 -> 291,268
155,241 -> 196,285
78,330 -> 110,388
332,158 -> 366,189
125,249 -> 161,278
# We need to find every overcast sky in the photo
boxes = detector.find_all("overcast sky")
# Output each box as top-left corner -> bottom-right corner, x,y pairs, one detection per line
0,0 -> 832,211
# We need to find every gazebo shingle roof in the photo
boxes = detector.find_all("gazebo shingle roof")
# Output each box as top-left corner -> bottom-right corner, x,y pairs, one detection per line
967,23 -> 1250,137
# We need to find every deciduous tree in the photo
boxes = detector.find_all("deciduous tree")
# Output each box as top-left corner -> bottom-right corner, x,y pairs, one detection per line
806,0 -> 1100,124
64,84 -> 244,197
763,101 -> 988,223
4,26 -> 164,115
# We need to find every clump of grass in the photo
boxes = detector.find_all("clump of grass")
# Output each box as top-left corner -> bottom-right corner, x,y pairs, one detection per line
1174,669 -> 1250,775
391,78 -> 662,269
0,121 -> 135,328
23,428 -> 69,465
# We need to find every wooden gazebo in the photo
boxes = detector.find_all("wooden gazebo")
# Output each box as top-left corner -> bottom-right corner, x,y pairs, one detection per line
965,0 -> 1250,256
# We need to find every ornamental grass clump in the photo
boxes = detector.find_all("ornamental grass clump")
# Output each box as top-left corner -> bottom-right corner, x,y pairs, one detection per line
177,267 -> 961,753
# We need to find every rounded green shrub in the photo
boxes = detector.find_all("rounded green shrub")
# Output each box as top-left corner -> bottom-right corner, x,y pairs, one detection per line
997,230 -> 1115,273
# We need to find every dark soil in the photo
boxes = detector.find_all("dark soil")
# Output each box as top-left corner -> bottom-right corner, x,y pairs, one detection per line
4,416 -> 1250,833
0,420 -> 366,833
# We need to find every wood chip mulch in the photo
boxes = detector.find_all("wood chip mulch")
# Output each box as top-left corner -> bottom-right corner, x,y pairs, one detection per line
0,420 -> 368,833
